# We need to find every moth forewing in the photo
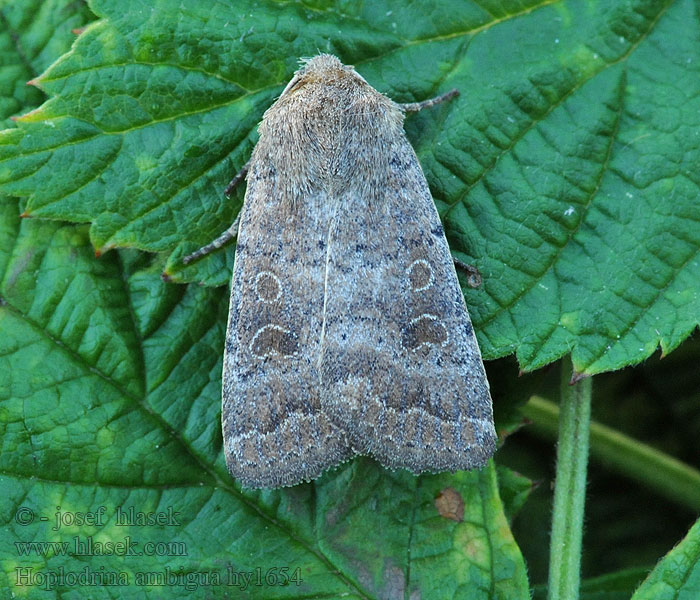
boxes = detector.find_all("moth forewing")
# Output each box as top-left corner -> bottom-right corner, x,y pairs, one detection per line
318,103 -> 496,472
219,90 -> 354,490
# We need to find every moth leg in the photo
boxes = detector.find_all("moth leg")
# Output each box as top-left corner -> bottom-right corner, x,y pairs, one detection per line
182,213 -> 240,265
224,160 -> 250,197
453,257 -> 482,288
182,160 -> 250,265
400,89 -> 459,113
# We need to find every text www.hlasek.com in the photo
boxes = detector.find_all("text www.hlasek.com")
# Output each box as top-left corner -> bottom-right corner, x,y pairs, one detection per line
15,536 -> 186,557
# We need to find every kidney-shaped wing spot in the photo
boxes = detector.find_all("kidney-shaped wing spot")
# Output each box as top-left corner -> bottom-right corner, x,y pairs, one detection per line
402,313 -> 449,351
249,323 -> 299,359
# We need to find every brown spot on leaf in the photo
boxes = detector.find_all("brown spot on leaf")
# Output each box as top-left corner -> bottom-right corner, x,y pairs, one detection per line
435,487 -> 464,522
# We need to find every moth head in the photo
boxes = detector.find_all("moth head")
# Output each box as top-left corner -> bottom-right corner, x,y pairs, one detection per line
279,54 -> 370,98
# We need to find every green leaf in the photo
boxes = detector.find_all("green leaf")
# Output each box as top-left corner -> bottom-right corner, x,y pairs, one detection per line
578,568 -> 650,600
0,0 -> 94,127
496,464 -> 535,523
631,517 -> 700,600
0,0 -> 697,375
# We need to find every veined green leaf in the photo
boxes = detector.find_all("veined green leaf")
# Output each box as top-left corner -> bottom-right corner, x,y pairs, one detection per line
1,0 -> 697,376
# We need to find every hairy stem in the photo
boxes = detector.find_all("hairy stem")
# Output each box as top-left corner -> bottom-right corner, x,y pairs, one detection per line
547,358 -> 592,600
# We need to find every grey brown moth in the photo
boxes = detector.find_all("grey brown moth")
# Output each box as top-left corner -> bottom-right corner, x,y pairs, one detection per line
184,54 -> 497,488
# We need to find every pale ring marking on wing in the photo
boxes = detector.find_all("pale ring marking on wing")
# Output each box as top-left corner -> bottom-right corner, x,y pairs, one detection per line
255,271 -> 283,303
406,259 -> 434,292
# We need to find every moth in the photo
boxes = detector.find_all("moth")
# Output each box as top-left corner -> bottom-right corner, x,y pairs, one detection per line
184,54 -> 496,488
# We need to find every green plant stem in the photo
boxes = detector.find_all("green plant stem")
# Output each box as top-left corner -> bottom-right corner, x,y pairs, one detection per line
522,396 -> 700,513
547,358 -> 592,600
